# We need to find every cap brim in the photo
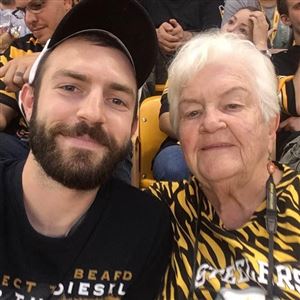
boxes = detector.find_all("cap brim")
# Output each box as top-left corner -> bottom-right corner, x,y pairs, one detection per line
48,0 -> 157,88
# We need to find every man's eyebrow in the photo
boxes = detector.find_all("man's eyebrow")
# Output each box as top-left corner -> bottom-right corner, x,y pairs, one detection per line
53,69 -> 89,82
108,82 -> 136,99
52,69 -> 136,98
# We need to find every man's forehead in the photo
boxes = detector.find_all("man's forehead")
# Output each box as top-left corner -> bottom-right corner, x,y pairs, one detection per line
52,35 -> 135,73
45,38 -> 137,83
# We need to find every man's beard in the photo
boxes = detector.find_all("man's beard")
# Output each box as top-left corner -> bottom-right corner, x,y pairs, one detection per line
29,115 -> 131,190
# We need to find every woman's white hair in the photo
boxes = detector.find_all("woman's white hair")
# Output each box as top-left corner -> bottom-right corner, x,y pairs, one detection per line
168,30 -> 280,133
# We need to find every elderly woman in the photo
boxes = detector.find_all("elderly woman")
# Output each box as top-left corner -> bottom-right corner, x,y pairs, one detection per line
149,31 -> 300,300
152,7 -> 270,182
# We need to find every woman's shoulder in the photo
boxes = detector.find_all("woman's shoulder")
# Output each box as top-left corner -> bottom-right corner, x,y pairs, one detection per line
147,177 -> 203,208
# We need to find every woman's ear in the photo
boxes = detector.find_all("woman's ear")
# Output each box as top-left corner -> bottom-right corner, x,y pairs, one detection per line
269,113 -> 280,136
268,114 -> 280,156
19,84 -> 35,121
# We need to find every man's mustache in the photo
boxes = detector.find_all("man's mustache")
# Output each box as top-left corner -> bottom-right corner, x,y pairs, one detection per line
49,121 -> 112,148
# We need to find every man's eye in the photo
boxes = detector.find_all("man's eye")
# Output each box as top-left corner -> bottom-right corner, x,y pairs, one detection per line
60,85 -> 77,92
111,98 -> 125,106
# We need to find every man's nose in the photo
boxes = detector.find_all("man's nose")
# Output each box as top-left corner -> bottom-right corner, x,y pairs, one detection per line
76,93 -> 106,124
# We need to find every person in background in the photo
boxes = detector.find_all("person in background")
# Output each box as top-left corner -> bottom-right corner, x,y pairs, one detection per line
149,31 -> 300,299
138,0 -> 223,96
272,0 -> 300,171
0,0 -> 172,299
0,0 -> 30,52
222,0 -> 293,49
0,0 -> 73,155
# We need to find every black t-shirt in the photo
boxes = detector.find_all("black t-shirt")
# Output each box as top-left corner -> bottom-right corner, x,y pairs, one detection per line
0,160 -> 172,299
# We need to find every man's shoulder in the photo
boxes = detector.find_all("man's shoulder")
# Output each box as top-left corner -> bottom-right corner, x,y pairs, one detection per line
108,178 -> 170,220
0,159 -> 23,202
0,159 -> 22,178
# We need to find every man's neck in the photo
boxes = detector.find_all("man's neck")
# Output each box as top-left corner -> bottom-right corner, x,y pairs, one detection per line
22,152 -> 99,237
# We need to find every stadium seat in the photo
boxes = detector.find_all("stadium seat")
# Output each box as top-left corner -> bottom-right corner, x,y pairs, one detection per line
138,96 -> 167,188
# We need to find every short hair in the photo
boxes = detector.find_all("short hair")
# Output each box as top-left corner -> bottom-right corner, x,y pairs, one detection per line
168,30 -> 280,133
277,0 -> 288,15
32,31 -> 138,116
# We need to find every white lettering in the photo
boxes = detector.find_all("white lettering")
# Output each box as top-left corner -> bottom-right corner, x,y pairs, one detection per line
235,259 -> 249,283
293,269 -> 300,293
15,292 -> 24,300
222,265 -> 235,284
277,265 -> 294,290
195,264 -> 210,287
53,283 -> 64,296
108,283 -> 116,294
257,261 -> 268,284
117,283 -> 126,296
93,283 -> 105,296
209,268 -> 224,279
78,282 -> 90,296
67,281 -> 74,294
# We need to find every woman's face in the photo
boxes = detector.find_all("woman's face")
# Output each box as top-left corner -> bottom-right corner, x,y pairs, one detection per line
222,9 -> 254,41
177,61 -> 277,185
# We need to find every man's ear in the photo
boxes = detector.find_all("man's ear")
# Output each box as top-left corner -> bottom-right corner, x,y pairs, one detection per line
131,117 -> 138,138
281,14 -> 292,27
64,0 -> 73,10
20,84 -> 35,121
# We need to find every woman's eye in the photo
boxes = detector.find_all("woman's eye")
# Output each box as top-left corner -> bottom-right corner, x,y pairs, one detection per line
226,103 -> 242,110
185,110 -> 201,119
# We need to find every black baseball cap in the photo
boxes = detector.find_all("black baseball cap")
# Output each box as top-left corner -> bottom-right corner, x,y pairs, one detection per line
29,0 -> 157,88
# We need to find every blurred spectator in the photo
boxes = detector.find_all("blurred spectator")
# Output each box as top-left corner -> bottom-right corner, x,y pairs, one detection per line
271,0 -> 300,170
138,0 -> 223,88
0,0 -> 73,159
0,0 -> 30,52
222,0 -> 292,49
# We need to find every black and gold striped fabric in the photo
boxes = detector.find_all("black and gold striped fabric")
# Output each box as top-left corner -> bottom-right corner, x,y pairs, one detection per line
149,163 -> 300,300
278,76 -> 297,117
